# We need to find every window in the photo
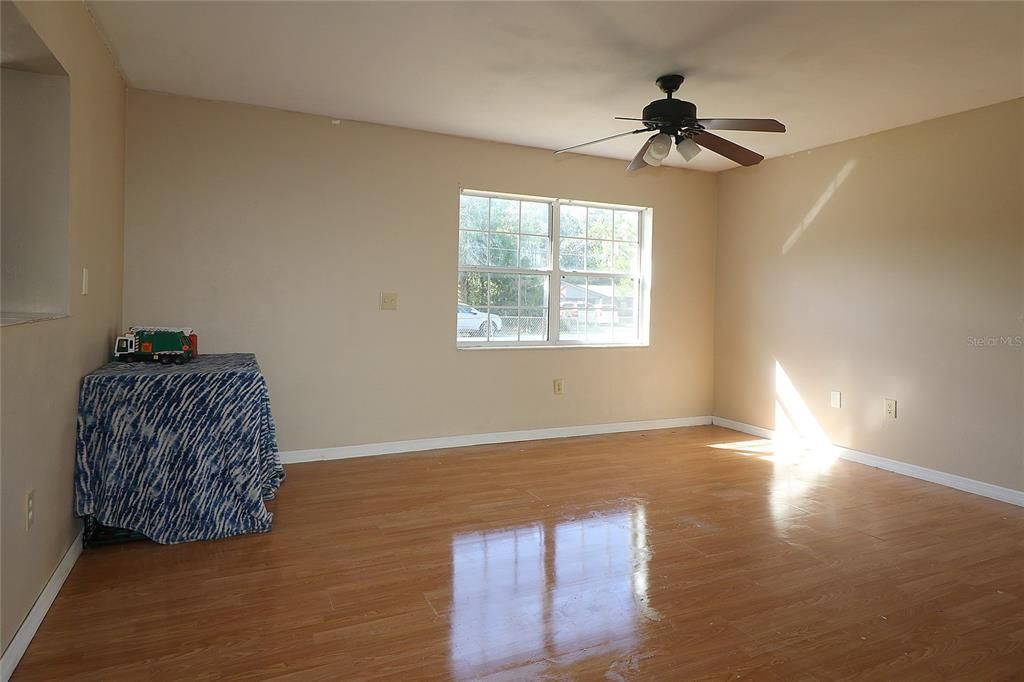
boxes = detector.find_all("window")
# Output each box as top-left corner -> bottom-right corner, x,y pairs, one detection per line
457,190 -> 651,347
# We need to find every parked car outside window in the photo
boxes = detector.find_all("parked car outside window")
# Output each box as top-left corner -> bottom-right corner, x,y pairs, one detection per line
457,304 -> 503,336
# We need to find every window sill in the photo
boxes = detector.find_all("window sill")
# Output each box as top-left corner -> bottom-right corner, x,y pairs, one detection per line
457,342 -> 649,351
1,311 -> 69,327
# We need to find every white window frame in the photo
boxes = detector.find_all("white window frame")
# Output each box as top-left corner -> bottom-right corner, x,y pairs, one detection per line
457,188 -> 653,349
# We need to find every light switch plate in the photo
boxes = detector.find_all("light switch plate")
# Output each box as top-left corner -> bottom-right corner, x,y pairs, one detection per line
830,391 -> 842,409
380,292 -> 398,311
81,268 -> 89,295
553,378 -> 564,395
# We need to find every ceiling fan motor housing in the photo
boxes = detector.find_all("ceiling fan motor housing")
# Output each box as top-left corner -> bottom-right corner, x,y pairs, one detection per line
642,98 -> 697,132
553,71 -> 779,167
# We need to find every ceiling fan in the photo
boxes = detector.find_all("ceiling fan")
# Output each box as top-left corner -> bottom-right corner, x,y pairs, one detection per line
555,74 -> 785,170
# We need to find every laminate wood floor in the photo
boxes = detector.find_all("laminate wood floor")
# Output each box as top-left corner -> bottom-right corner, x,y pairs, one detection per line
12,426 -> 1024,680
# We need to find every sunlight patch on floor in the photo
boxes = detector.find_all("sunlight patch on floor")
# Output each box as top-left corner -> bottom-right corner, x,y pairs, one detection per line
711,362 -> 839,522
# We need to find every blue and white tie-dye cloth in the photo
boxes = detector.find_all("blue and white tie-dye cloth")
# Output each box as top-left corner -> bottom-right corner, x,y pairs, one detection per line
75,353 -> 284,544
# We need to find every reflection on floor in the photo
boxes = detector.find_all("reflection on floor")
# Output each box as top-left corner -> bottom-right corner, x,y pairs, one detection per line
13,426 -> 1024,680
451,507 -> 648,678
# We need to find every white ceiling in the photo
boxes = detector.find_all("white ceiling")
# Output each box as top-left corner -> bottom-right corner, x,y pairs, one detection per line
89,1 -> 1024,172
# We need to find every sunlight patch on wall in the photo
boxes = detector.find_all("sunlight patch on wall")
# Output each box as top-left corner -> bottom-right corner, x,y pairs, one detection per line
782,159 -> 857,254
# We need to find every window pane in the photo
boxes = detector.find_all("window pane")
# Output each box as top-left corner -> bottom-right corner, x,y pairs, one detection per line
489,307 -> 517,341
488,273 -> 518,307
490,199 -> 519,233
612,242 -> 637,275
559,276 -> 587,341
587,303 -> 613,340
559,309 -> 583,341
458,273 -> 491,340
586,240 -> 612,272
458,271 -> 488,308
518,307 -> 547,341
520,274 -> 547,308
559,237 -> 585,271
613,276 -> 636,301
610,276 -> 634,339
521,202 -> 549,235
613,210 -> 639,242
460,195 -> 488,231
488,233 -> 517,267
613,277 -> 639,341
458,312 -> 492,338
587,208 -> 613,240
459,230 -> 487,266
559,275 -> 587,307
561,274 -> 585,301
519,235 -> 549,270
560,205 -> 586,237
587,277 -> 612,307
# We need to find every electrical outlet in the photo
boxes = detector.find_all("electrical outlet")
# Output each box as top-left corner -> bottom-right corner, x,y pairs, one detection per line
380,292 -> 398,311
553,378 -> 564,395
830,391 -> 842,409
26,490 -> 34,530
81,268 -> 89,295
885,398 -> 897,420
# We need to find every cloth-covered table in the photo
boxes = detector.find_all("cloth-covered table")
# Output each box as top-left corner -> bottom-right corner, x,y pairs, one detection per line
75,353 -> 284,544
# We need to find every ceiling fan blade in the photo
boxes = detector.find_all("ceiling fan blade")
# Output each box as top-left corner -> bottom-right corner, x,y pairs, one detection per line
626,135 -> 656,172
697,118 -> 786,133
614,117 -> 658,123
692,130 -> 764,166
555,129 -> 647,154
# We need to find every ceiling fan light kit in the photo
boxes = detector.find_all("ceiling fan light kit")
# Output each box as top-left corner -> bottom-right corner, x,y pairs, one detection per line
642,133 -> 673,166
676,137 -> 702,162
554,74 -> 786,171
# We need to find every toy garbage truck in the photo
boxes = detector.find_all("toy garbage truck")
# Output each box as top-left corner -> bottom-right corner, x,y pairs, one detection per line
113,327 -> 198,364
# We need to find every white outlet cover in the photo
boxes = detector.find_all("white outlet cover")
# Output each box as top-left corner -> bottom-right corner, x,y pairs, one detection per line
830,391 -> 842,409
885,398 -> 897,419
81,268 -> 89,295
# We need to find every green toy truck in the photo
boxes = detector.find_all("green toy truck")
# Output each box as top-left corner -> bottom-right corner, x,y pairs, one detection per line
113,327 -> 197,364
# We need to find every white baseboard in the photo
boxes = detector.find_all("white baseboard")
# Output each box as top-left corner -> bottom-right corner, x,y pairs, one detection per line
1,529 -> 83,682
711,416 -> 774,440
281,415 -> 1023,509
280,416 -> 714,464
712,417 -> 1024,507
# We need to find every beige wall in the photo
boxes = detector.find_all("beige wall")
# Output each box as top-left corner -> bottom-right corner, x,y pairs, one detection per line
1,67 -> 70,316
715,99 -> 1023,490
124,90 -> 717,452
0,1 -> 125,652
